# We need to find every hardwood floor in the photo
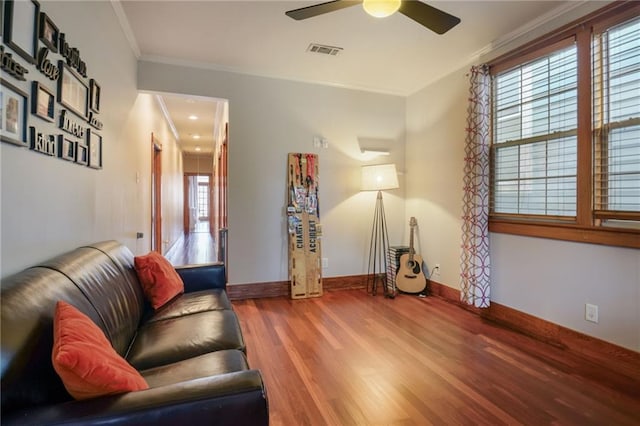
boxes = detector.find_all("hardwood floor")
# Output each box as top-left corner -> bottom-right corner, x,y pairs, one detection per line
165,231 -> 217,266
233,289 -> 640,426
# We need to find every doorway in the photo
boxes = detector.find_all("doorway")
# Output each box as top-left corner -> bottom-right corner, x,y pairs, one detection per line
151,93 -> 228,266
151,133 -> 162,253
184,173 -> 213,234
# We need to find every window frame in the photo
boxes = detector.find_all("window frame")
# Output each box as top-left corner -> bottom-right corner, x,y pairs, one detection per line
488,1 -> 640,249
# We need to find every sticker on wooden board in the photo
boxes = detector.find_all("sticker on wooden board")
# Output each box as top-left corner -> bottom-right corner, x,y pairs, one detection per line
287,153 -> 322,299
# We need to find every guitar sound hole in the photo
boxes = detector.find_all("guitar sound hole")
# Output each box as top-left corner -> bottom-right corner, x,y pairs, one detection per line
408,261 -> 420,274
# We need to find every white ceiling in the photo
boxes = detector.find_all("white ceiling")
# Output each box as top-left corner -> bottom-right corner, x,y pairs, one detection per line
157,94 -> 226,154
116,0 -> 580,153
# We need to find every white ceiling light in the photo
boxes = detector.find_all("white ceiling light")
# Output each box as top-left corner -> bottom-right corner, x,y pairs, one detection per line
188,115 -> 198,120
362,0 -> 401,18
195,146 -> 201,152
192,134 -> 201,139
361,148 -> 390,156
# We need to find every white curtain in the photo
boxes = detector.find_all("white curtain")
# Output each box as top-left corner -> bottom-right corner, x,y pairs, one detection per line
460,65 -> 491,308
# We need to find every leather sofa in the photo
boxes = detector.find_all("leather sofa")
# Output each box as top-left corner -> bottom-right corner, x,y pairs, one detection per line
1,241 -> 269,425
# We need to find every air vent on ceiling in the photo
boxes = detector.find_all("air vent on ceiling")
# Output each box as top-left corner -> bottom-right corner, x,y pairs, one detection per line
307,43 -> 343,56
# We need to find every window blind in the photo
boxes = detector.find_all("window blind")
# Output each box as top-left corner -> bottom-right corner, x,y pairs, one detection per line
492,43 -> 578,217
593,17 -> 640,217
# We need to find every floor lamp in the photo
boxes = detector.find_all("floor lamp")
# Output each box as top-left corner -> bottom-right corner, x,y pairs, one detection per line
361,164 -> 399,297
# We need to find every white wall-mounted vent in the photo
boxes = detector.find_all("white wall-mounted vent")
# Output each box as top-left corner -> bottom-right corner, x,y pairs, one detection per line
307,43 -> 343,56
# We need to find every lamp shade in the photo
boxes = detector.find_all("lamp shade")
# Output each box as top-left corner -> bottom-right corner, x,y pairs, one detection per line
361,164 -> 399,191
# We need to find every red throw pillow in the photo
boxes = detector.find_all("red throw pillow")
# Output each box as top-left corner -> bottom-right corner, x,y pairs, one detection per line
52,301 -> 149,400
134,251 -> 184,309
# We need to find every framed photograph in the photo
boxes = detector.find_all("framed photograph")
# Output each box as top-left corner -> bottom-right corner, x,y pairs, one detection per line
58,61 -> 88,119
38,12 -> 59,53
57,135 -> 76,161
89,79 -> 101,113
1,78 -> 29,147
76,142 -> 88,166
87,129 -> 102,169
32,81 -> 55,122
3,0 -> 40,64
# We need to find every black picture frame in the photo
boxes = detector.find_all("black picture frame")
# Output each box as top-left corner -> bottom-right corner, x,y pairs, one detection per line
38,12 -> 59,53
32,81 -> 55,122
87,129 -> 102,169
58,61 -> 88,119
76,142 -> 88,166
1,78 -> 29,147
89,79 -> 101,113
3,0 -> 40,64
57,134 -> 76,161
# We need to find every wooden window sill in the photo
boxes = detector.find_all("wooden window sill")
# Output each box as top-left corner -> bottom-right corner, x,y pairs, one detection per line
489,220 -> 640,249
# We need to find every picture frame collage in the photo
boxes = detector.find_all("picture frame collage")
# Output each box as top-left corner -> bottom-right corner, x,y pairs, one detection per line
1,0 -> 102,169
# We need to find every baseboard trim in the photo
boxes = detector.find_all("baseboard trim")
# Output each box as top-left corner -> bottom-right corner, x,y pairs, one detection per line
227,274 -> 367,300
227,280 -> 290,300
428,279 -> 640,365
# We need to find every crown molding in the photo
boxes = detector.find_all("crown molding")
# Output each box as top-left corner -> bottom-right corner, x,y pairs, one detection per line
110,0 -> 141,58
155,95 -> 180,142
468,0 -> 591,63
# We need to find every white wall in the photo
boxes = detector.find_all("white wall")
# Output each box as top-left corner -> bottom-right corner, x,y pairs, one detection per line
405,66 -> 468,287
0,2 -> 182,278
158,125 -> 184,254
184,154 -> 214,174
138,61 -> 406,285
491,234 -> 640,350
405,4 -> 640,351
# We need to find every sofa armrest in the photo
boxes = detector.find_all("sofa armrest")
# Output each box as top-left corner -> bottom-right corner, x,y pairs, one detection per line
2,370 -> 268,426
175,262 -> 226,292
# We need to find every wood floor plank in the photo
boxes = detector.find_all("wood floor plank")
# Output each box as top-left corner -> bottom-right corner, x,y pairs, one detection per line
233,289 -> 640,425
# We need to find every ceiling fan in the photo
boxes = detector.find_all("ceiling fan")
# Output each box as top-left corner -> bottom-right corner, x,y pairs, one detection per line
285,0 -> 461,35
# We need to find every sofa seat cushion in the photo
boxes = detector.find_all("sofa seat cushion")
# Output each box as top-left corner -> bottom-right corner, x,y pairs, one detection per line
126,310 -> 246,370
144,289 -> 232,324
140,350 -> 249,388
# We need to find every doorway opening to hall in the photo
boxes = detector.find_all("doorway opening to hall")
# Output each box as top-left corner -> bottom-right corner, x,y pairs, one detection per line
153,93 -> 228,267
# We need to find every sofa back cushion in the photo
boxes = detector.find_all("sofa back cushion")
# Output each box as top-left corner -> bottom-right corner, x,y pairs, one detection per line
38,244 -> 145,355
86,241 -> 146,307
1,267 -> 106,413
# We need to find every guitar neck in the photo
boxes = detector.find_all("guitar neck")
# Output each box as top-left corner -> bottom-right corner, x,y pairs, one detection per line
408,225 -> 415,261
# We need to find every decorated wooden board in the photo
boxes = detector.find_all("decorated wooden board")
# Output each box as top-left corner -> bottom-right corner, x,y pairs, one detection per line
287,153 -> 322,299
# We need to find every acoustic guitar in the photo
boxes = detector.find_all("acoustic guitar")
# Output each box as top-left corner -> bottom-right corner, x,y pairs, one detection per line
396,217 -> 427,294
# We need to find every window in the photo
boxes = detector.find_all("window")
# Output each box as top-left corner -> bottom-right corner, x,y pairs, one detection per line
489,3 -> 639,248
197,175 -> 209,219
593,17 -> 640,220
493,42 -> 578,218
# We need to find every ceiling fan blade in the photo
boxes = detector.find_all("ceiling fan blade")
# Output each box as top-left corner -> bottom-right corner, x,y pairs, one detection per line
285,1 -> 361,21
399,1 -> 460,34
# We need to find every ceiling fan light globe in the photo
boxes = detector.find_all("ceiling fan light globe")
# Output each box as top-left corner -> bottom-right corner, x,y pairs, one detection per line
363,0 -> 401,18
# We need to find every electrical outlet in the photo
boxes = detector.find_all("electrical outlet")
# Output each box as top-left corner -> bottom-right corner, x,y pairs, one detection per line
433,264 -> 440,276
585,303 -> 599,323
322,258 -> 328,269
